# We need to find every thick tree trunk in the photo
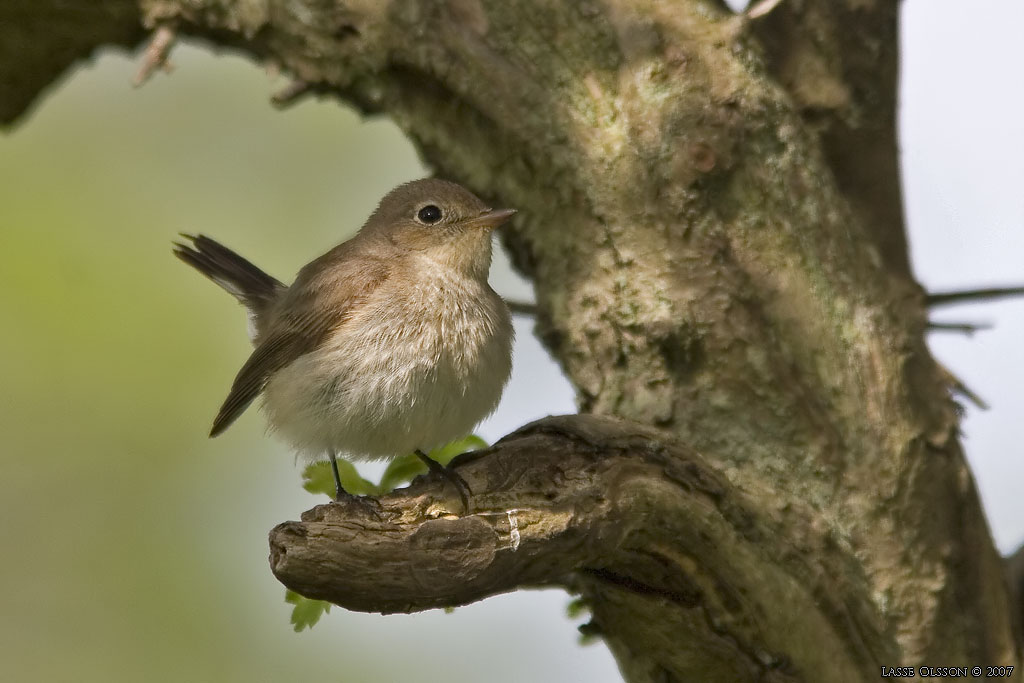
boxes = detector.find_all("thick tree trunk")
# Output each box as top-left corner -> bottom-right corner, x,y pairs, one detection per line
6,1 -> 1020,681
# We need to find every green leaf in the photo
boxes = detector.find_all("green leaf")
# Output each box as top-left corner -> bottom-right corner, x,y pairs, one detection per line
429,434 -> 488,466
300,436 -> 489,498
285,589 -> 332,632
577,620 -> 602,646
301,460 -> 378,498
377,453 -> 429,493
566,596 -> 590,619
376,435 -> 489,493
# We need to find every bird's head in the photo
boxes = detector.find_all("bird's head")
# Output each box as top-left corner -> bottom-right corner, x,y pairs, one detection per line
362,178 -> 516,279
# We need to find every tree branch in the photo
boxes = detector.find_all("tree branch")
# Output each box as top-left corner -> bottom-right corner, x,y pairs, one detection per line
503,298 -> 537,317
0,0 -> 145,126
271,415 -> 892,682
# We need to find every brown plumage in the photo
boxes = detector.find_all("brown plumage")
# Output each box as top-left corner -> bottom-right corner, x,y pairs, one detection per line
174,178 -> 515,459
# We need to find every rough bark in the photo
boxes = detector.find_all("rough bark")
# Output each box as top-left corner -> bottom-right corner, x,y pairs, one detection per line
271,414 -> 895,682
6,1 -> 1021,681
1009,545 -> 1024,638
0,0 -> 145,124
749,0 -> 908,278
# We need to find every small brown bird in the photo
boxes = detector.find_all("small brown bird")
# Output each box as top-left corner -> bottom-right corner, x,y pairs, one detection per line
174,178 -> 515,504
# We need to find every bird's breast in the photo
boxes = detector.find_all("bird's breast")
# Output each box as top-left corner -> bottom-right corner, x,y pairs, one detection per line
263,270 -> 513,460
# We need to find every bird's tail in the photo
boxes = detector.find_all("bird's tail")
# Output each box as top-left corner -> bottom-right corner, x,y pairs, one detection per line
173,234 -> 285,320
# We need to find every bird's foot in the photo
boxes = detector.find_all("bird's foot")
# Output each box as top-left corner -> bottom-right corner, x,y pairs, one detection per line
415,450 -> 472,512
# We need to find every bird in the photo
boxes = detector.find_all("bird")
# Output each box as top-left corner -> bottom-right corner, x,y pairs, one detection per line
173,178 -> 516,507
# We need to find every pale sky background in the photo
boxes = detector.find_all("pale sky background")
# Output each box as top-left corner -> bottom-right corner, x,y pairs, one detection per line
0,1 -> 1020,682
900,0 -> 1024,555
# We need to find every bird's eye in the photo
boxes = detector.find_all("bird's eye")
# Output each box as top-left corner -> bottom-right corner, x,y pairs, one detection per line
417,205 -> 443,224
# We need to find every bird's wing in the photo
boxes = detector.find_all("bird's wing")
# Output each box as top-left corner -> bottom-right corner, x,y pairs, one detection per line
209,255 -> 390,437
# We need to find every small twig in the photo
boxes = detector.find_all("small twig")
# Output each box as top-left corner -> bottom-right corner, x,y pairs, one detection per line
746,0 -> 785,20
271,80 -> 313,109
926,321 -> 993,336
936,362 -> 989,411
951,382 -> 989,412
504,299 -> 537,317
133,26 -> 176,88
927,285 -> 1024,308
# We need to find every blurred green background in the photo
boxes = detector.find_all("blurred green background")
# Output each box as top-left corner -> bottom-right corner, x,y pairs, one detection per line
0,45 -> 609,683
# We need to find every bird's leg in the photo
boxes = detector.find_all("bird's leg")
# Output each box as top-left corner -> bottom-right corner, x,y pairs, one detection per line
328,450 -> 350,502
415,449 -> 471,511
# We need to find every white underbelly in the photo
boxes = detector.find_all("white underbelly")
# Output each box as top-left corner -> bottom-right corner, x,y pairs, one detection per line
262,284 -> 513,461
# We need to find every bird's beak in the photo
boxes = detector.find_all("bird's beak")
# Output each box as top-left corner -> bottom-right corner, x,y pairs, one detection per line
460,207 -> 517,230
